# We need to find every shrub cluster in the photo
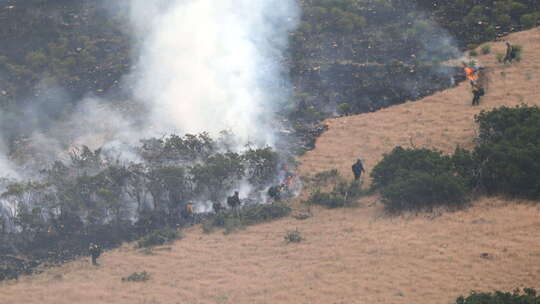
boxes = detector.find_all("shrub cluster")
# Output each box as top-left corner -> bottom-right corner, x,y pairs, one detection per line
202,202 -> 291,234
304,179 -> 365,209
456,288 -> 539,304
137,228 -> 181,248
371,105 -> 540,213
0,133 -> 285,280
371,147 -> 468,213
284,229 -> 303,243
122,271 -> 151,282
471,105 -> 540,198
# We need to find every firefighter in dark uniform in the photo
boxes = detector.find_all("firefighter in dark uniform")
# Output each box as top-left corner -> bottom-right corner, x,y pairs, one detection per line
227,191 -> 241,211
352,158 -> 365,181
212,201 -> 224,213
503,42 -> 516,63
89,243 -> 102,266
471,81 -> 485,106
267,184 -> 283,202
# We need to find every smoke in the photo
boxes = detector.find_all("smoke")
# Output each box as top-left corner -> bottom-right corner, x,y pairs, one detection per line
0,0 -> 300,179
0,138 -> 17,179
129,0 -> 299,146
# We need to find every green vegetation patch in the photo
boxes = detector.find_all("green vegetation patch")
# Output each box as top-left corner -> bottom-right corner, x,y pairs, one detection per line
202,202 -> 291,234
370,105 -> 540,214
137,228 -> 181,248
471,105 -> 540,199
284,229 -> 304,243
122,271 -> 151,282
456,288 -> 539,304
371,147 -> 469,213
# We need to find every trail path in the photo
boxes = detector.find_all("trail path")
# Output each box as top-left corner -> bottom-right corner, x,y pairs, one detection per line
1,28 -> 540,304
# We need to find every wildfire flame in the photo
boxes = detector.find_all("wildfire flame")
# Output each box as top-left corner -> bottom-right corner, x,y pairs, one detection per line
464,66 -> 477,82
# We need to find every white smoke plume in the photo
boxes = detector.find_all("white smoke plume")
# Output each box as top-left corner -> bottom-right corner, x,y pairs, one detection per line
0,0 -> 299,180
0,138 -> 17,179
129,0 -> 299,147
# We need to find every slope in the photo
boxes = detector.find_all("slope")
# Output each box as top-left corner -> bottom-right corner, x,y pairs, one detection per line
1,28 -> 540,304
299,27 -> 540,183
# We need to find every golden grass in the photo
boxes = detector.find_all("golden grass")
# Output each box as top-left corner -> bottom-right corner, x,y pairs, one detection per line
299,27 -> 540,186
2,28 -> 540,304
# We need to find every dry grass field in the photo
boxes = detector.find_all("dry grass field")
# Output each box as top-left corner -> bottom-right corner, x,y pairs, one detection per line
1,28 -> 540,304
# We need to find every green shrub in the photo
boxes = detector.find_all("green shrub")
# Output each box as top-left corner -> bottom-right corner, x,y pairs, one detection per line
202,202 -> 291,234
293,213 -> 311,220
496,52 -> 505,63
309,169 -> 340,186
496,13 -> 512,27
380,171 -> 468,213
469,50 -> 478,57
137,227 -> 181,248
284,229 -> 303,243
472,105 -> 540,199
306,189 -> 349,208
239,202 -> 292,225
371,147 -> 453,190
122,271 -> 150,282
512,44 -> 523,62
480,45 -> 491,55
202,220 -> 215,234
466,43 -> 478,50
371,147 -> 468,213
337,103 -> 351,116
451,147 -> 478,189
456,288 -> 539,304
520,13 -> 540,29
223,217 -> 243,235
304,180 -> 364,208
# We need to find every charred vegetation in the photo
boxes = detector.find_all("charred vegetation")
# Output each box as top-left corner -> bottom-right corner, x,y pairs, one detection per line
0,133 -> 290,281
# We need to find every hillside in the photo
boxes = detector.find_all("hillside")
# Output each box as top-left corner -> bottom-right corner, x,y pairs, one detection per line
1,28 -> 540,304
299,26 -> 540,183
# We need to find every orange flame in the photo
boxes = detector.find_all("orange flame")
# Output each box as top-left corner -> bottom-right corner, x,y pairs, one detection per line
464,66 -> 477,81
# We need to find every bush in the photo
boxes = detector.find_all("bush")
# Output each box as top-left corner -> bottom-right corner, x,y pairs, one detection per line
306,189 -> 349,208
240,202 -> 292,225
371,147 -> 468,213
337,103 -> 351,116
480,45 -> 491,55
304,180 -> 364,208
496,52 -> 505,63
371,147 -> 453,190
512,44 -> 523,62
456,288 -> 539,304
520,13 -> 539,29
201,202 -> 291,233
469,50 -> 478,57
284,229 -> 303,243
380,171 -> 468,213
472,105 -> 540,199
122,271 -> 150,282
223,217 -> 243,235
137,227 -> 180,248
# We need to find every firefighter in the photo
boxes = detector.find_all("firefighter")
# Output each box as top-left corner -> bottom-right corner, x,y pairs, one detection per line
185,202 -> 193,215
89,243 -> 102,266
267,185 -> 282,202
352,158 -> 365,181
227,191 -> 241,211
471,81 -> 485,106
503,42 -> 516,64
181,202 -> 195,224
212,201 -> 224,213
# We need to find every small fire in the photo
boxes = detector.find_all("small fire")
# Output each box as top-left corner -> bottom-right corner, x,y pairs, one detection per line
464,66 -> 477,82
